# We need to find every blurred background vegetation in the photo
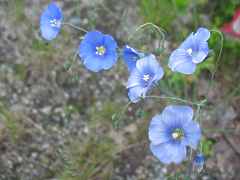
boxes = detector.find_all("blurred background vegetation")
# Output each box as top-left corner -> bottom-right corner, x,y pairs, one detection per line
0,0 -> 240,179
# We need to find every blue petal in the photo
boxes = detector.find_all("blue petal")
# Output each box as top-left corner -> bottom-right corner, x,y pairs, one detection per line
79,39 -> 95,60
83,55 -> 102,72
127,69 -> 142,88
123,45 -> 143,71
101,52 -> 118,70
103,34 -> 118,53
150,142 -> 187,164
179,33 -> 194,50
192,41 -> 209,64
79,31 -> 118,72
40,24 -> 60,41
182,121 -> 201,149
168,49 -> 196,74
163,105 -> 193,123
136,55 -> 164,80
194,27 -> 210,42
148,114 -> 171,145
83,31 -> 104,45
128,86 -> 146,103
40,3 -> 62,41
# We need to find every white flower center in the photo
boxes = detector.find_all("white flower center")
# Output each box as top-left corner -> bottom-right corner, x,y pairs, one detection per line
143,74 -> 150,82
171,128 -> 184,140
187,48 -> 193,55
96,46 -> 106,56
50,19 -> 61,28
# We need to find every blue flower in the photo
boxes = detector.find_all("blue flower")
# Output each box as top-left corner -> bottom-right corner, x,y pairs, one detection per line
148,105 -> 201,164
40,2 -> 63,41
79,31 -> 118,72
168,27 -> 210,74
193,153 -> 205,171
122,45 -> 145,71
127,55 -> 164,103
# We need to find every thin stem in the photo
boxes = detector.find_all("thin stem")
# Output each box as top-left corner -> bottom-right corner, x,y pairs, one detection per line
144,95 -> 206,107
127,22 -> 166,51
67,51 -> 79,73
112,101 -> 132,128
206,29 -> 224,97
203,128 -> 237,133
62,22 -> 88,33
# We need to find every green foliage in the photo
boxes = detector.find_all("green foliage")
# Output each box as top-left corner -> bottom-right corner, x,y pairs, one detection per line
32,39 -> 55,53
90,101 -> 123,127
0,102 -> 24,142
210,0 -> 240,27
58,136 -> 116,180
12,0 -> 26,22
201,137 -> 216,157
139,0 -> 189,30
14,64 -> 27,81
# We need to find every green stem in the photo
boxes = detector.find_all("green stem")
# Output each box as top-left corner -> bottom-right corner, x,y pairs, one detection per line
63,22 -> 88,33
144,95 -> 206,107
127,22 -> 166,51
206,29 -> 224,97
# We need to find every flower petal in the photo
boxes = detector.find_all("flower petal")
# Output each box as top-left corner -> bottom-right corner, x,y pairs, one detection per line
128,86 -> 145,103
83,56 -> 102,72
79,31 -> 118,72
122,45 -> 143,71
168,49 -> 196,74
192,41 -> 209,64
104,34 -> 118,53
102,52 -> 118,70
163,105 -> 194,123
179,33 -> 194,50
83,31 -> 104,45
40,24 -> 60,41
127,69 -> 142,88
40,3 -> 62,41
150,142 -> 187,164
148,115 -> 171,145
194,27 -> 211,42
182,121 -> 201,149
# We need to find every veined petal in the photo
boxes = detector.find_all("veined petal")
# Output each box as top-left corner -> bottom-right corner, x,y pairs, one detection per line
192,51 -> 208,64
40,24 -> 59,41
83,31 -> 104,45
163,105 -> 194,123
122,45 -> 143,71
179,33 -> 194,50
150,142 -> 187,164
149,115 -> 170,145
127,69 -> 142,88
40,3 -> 62,41
102,52 -> 118,70
194,27 -> 211,42
79,31 -> 118,72
128,86 -> 145,103
182,121 -> 201,149
104,34 -> 118,52
83,56 -> 102,72
192,41 -> 209,63
169,49 -> 196,74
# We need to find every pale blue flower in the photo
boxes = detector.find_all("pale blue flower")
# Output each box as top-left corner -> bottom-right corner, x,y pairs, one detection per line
79,31 -> 118,72
168,28 -> 210,74
40,2 -> 63,41
122,45 -> 145,71
149,105 -> 201,164
127,54 -> 164,103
